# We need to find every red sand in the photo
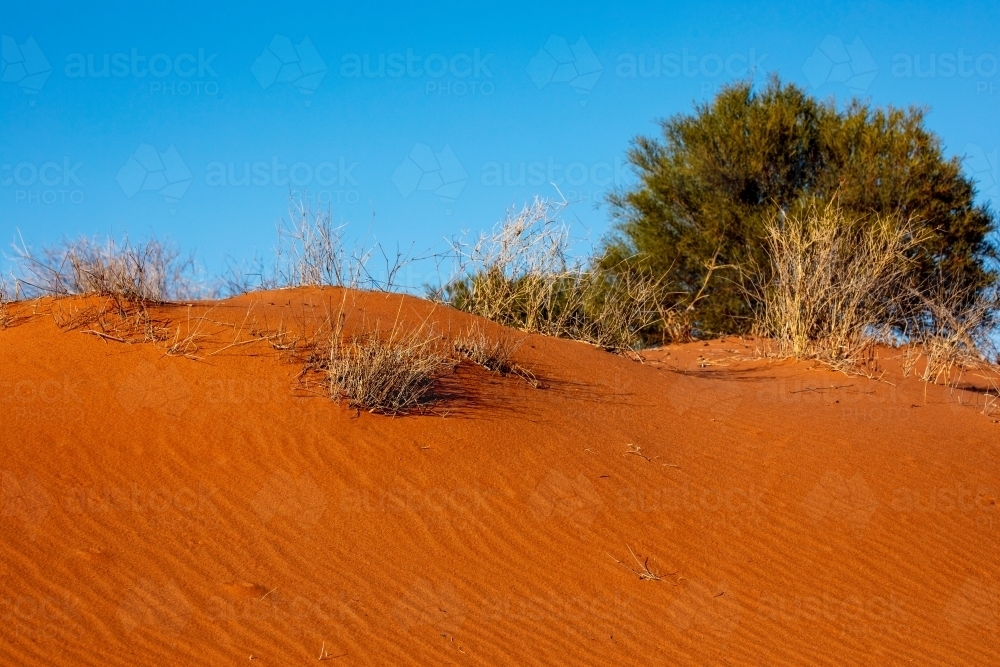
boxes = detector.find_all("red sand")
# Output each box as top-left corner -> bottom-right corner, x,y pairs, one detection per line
1,287 -> 998,665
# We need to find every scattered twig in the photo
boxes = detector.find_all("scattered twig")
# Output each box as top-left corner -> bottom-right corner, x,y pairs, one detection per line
607,545 -> 670,581
624,444 -> 653,462
80,329 -> 126,343
788,384 -> 853,394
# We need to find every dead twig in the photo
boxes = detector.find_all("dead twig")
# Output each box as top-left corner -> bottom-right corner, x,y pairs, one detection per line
623,444 -> 653,462
607,545 -> 670,582
80,329 -> 126,343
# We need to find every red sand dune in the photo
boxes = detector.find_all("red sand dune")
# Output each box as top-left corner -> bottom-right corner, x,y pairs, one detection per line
1,287 -> 998,665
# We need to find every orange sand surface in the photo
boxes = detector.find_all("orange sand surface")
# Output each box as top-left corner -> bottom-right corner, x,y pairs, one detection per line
1,288 -> 998,665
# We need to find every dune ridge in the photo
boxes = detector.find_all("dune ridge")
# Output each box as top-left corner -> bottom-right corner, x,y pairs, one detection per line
1,287 -> 998,665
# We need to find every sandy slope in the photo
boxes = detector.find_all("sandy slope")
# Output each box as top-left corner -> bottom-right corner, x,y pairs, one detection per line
1,287 -> 998,666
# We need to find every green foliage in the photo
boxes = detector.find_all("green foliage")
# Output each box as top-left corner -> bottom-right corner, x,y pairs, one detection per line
604,76 -> 998,338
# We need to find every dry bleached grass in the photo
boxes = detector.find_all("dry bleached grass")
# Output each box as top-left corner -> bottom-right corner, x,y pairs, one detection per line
753,200 -> 1000,403
223,202 -> 415,295
453,324 -> 539,386
15,236 -> 199,302
900,287 -> 1000,412
442,198 -> 669,352
453,325 -> 521,374
303,315 -> 540,415
9,237 -> 200,345
8,196 -> 997,413
753,201 -> 920,367
326,325 -> 455,415
299,304 -> 456,415
3,222 -> 541,415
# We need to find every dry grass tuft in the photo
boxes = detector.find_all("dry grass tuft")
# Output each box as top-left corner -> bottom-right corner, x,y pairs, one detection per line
752,200 -> 1000,407
276,202 -> 365,289
309,320 -> 455,415
222,202 -> 414,295
900,286 -> 999,396
164,306 -> 214,360
10,236 -> 211,347
15,236 -> 198,302
47,297 -> 170,345
251,319 -> 298,352
453,325 -> 538,386
443,198 -> 668,352
753,202 -> 920,369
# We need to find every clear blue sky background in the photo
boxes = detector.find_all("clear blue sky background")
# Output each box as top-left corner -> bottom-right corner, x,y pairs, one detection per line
2,1 -> 999,288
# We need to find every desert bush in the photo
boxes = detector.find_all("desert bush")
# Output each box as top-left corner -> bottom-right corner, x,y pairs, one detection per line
443,199 -> 668,351
748,196 -> 999,383
10,237 -> 203,344
753,202 -> 921,364
318,323 -> 454,415
604,76 -> 998,337
15,237 -> 198,302
902,285 -> 998,386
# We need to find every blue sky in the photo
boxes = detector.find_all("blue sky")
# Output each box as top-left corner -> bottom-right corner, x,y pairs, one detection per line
2,1 -> 999,289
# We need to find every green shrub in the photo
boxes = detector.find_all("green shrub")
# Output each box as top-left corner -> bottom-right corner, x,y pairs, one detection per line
604,76 -> 998,339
